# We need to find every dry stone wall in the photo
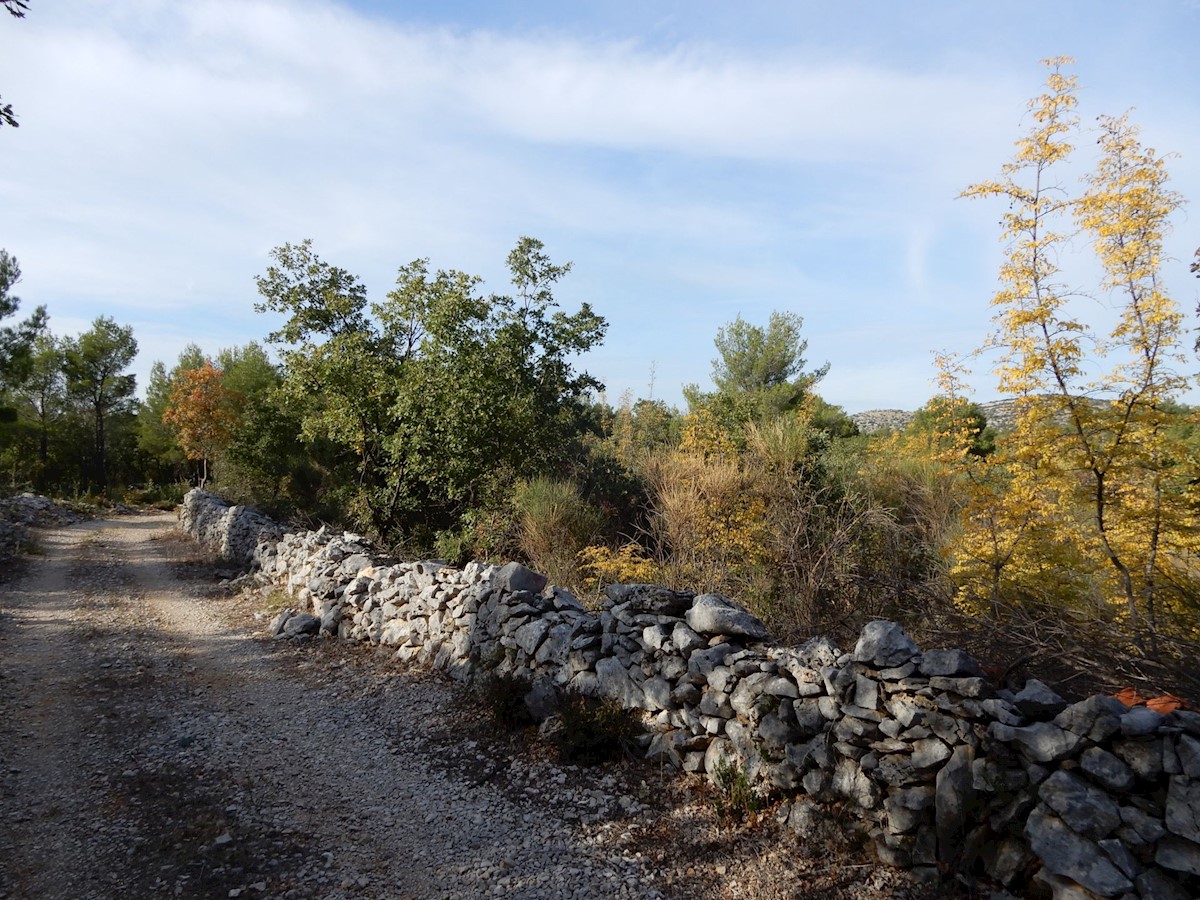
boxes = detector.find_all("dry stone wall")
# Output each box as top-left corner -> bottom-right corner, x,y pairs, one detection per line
182,489 -> 1200,899
179,489 -> 284,565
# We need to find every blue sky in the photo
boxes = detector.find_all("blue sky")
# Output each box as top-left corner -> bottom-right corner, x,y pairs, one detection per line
2,0 -> 1198,412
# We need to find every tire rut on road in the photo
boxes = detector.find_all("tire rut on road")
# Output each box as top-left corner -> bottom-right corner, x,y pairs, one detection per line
0,515 -> 667,900
0,514 -> 927,900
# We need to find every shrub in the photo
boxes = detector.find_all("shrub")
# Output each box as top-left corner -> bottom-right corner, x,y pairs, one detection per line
477,672 -> 534,731
552,694 -> 641,765
577,542 -> 661,590
512,477 -> 603,589
711,756 -> 762,823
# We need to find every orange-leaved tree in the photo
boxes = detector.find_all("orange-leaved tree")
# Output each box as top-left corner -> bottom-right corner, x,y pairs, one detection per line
162,361 -> 244,488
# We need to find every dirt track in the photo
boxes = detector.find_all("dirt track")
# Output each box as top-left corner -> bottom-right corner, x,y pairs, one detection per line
0,514 -> 922,900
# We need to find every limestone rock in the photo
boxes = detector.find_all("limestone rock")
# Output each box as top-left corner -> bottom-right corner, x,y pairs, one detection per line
1119,805 -> 1167,846
793,636 -> 840,668
685,594 -> 769,641
687,643 -> 732,681
984,837 -> 1030,887
1097,838 -> 1142,880
283,612 -> 320,637
670,622 -> 706,655
1179,734 -> 1200,778
832,757 -> 880,808
911,738 -> 952,771
919,649 -> 983,678
269,608 -> 294,636
1165,776 -> 1200,843
1080,747 -> 1137,793
492,562 -> 548,595
1013,679 -> 1068,718
1038,769 -> 1121,840
603,583 -> 694,616
1033,868 -> 1107,900
1055,696 -> 1127,742
523,677 -> 560,721
885,786 -> 934,834
1156,835 -> 1200,877
1024,805 -> 1134,897
1122,705 -> 1166,737
988,721 -> 1083,763
935,744 -> 975,864
1136,867 -> 1192,900
1115,737 -> 1164,780
594,657 -> 643,708
852,621 -> 918,669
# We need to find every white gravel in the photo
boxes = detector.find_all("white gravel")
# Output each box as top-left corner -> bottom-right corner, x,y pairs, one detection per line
0,513 -> 930,900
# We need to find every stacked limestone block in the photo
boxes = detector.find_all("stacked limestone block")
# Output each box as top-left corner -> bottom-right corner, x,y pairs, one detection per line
180,490 -> 283,566
179,491 -> 1200,899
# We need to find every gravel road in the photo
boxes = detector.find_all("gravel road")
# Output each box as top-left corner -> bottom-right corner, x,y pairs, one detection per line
0,513 -> 926,900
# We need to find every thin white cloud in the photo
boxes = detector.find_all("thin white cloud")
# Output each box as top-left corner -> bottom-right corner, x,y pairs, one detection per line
0,0 -> 1196,412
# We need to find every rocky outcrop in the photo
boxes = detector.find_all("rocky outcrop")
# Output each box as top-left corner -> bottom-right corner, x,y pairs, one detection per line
851,398 -> 1070,435
849,409 -> 914,434
0,492 -> 83,557
181,489 -> 1200,899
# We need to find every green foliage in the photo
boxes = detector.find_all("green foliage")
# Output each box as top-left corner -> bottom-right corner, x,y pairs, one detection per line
476,672 -> 534,731
808,395 -> 859,439
685,311 -> 828,440
0,250 -> 47,390
63,316 -> 138,490
137,360 -> 186,477
551,694 -> 641,765
139,341 -> 282,490
512,477 -> 603,588
711,311 -> 826,399
215,342 -> 277,398
908,396 -> 996,457
605,394 -> 681,468
123,480 -> 190,509
255,236 -> 607,544
9,333 -> 65,488
711,756 -> 762,823
218,386 -> 338,521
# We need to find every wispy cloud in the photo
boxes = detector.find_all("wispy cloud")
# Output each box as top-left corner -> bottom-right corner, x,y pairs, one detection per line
1,0 -> 1196,412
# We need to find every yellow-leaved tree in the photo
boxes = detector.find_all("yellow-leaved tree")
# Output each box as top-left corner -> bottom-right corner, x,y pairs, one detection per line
948,58 -> 1199,652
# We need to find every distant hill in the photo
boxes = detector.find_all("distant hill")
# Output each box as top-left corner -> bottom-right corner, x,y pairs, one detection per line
850,399 -> 1026,434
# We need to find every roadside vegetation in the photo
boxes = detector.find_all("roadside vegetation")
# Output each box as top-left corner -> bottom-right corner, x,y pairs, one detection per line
1,59 -> 1197,699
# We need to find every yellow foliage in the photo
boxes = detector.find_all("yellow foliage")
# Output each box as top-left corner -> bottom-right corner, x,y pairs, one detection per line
679,407 -> 736,459
946,59 -> 1199,644
577,542 -> 661,587
644,447 -> 770,589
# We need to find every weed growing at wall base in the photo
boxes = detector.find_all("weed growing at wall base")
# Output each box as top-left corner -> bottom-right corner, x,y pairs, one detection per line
711,756 -> 761,823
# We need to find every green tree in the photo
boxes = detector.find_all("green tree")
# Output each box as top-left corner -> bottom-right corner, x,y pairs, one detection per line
216,341 -> 277,398
137,344 -> 205,478
255,239 -> 407,528
256,236 -> 606,542
1,1 -> 28,128
13,332 -> 66,486
64,317 -> 138,490
0,250 -> 47,389
392,237 -> 606,529
907,396 -> 995,457
684,311 -> 828,441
